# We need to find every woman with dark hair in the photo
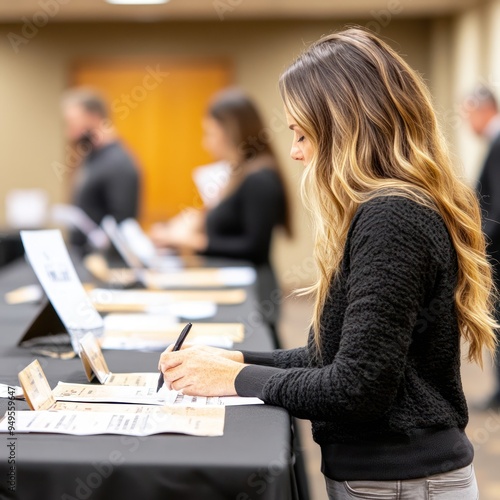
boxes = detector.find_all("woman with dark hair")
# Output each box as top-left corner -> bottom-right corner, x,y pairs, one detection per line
151,88 -> 291,342
159,29 -> 497,498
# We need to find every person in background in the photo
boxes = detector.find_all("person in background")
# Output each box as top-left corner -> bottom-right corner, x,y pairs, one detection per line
465,85 -> 500,410
62,88 -> 141,248
150,88 -> 292,345
159,29 -> 498,499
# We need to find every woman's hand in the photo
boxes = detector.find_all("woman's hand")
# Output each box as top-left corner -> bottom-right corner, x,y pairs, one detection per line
149,218 -> 208,252
149,222 -> 172,247
158,346 -> 246,396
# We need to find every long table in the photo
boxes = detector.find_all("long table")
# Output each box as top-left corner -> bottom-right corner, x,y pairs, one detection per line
0,256 -> 299,500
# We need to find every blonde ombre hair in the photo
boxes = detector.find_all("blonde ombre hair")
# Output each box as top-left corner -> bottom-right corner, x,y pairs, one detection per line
279,28 -> 497,366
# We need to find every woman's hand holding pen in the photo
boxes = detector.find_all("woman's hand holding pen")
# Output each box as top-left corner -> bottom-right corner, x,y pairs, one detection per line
158,345 -> 245,396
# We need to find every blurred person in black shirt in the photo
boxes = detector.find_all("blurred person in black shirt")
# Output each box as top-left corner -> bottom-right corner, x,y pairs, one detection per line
62,88 -> 141,248
465,85 -> 500,410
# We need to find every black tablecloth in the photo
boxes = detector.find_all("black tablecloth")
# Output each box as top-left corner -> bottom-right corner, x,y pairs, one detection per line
0,257 -> 298,500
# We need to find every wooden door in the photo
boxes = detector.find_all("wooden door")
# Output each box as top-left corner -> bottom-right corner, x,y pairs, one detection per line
71,59 -> 232,227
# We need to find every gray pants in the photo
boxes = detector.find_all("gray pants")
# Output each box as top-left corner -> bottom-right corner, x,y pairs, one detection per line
325,463 -> 478,499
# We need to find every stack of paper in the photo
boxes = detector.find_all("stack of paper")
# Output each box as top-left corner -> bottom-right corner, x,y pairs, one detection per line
100,322 -> 243,350
142,267 -> 256,289
0,408 -> 225,437
52,383 -> 167,405
89,288 -> 247,312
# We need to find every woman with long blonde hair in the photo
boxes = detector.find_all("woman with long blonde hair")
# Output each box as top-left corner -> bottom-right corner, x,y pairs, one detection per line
159,28 -> 497,498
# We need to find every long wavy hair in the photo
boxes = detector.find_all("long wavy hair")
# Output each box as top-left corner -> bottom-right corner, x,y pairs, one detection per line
279,27 -> 497,366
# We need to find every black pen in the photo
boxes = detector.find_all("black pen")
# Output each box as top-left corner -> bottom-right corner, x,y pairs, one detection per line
156,322 -> 193,392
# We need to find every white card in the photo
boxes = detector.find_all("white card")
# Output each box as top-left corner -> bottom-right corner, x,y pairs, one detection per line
21,230 -> 104,352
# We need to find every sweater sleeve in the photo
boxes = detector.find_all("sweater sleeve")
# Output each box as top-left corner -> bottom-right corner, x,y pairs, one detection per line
235,346 -> 312,397
242,200 -> 438,422
240,346 -> 310,368
204,171 -> 283,263
236,347 -> 312,398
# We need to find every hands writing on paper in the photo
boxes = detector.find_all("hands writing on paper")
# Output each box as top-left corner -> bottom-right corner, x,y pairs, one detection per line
158,344 -> 245,397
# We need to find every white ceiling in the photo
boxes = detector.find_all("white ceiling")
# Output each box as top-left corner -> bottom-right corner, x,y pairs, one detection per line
0,0 -> 484,23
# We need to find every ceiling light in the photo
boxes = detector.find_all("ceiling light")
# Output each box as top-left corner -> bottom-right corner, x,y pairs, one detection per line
105,0 -> 170,5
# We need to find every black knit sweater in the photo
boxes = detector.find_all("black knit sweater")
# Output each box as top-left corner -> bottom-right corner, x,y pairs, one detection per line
235,195 -> 474,481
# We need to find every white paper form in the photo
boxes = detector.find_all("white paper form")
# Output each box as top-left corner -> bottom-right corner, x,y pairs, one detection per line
103,313 -> 178,332
51,384 -> 263,407
52,383 -> 168,406
103,302 -> 216,321
50,396 -> 262,410
0,408 -> 225,437
89,288 -> 247,312
79,332 -> 158,387
48,401 -> 169,413
20,230 -> 104,352
142,267 -> 256,289
100,322 -> 241,351
192,161 -> 230,208
168,393 -> 264,407
100,335 -> 233,351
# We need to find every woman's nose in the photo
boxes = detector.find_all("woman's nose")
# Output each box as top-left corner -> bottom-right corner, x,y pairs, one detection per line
290,144 -> 304,162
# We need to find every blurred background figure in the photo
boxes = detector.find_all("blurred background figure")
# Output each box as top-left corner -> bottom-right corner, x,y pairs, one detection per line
151,88 -> 291,344
61,88 -> 141,249
465,85 -> 500,410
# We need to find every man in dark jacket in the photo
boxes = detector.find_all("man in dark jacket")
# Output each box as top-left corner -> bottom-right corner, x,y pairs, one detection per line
61,88 -> 141,249
466,85 -> 500,410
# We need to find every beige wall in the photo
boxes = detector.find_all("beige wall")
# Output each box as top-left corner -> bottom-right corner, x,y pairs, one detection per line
0,19 -> 432,288
429,0 -> 500,184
